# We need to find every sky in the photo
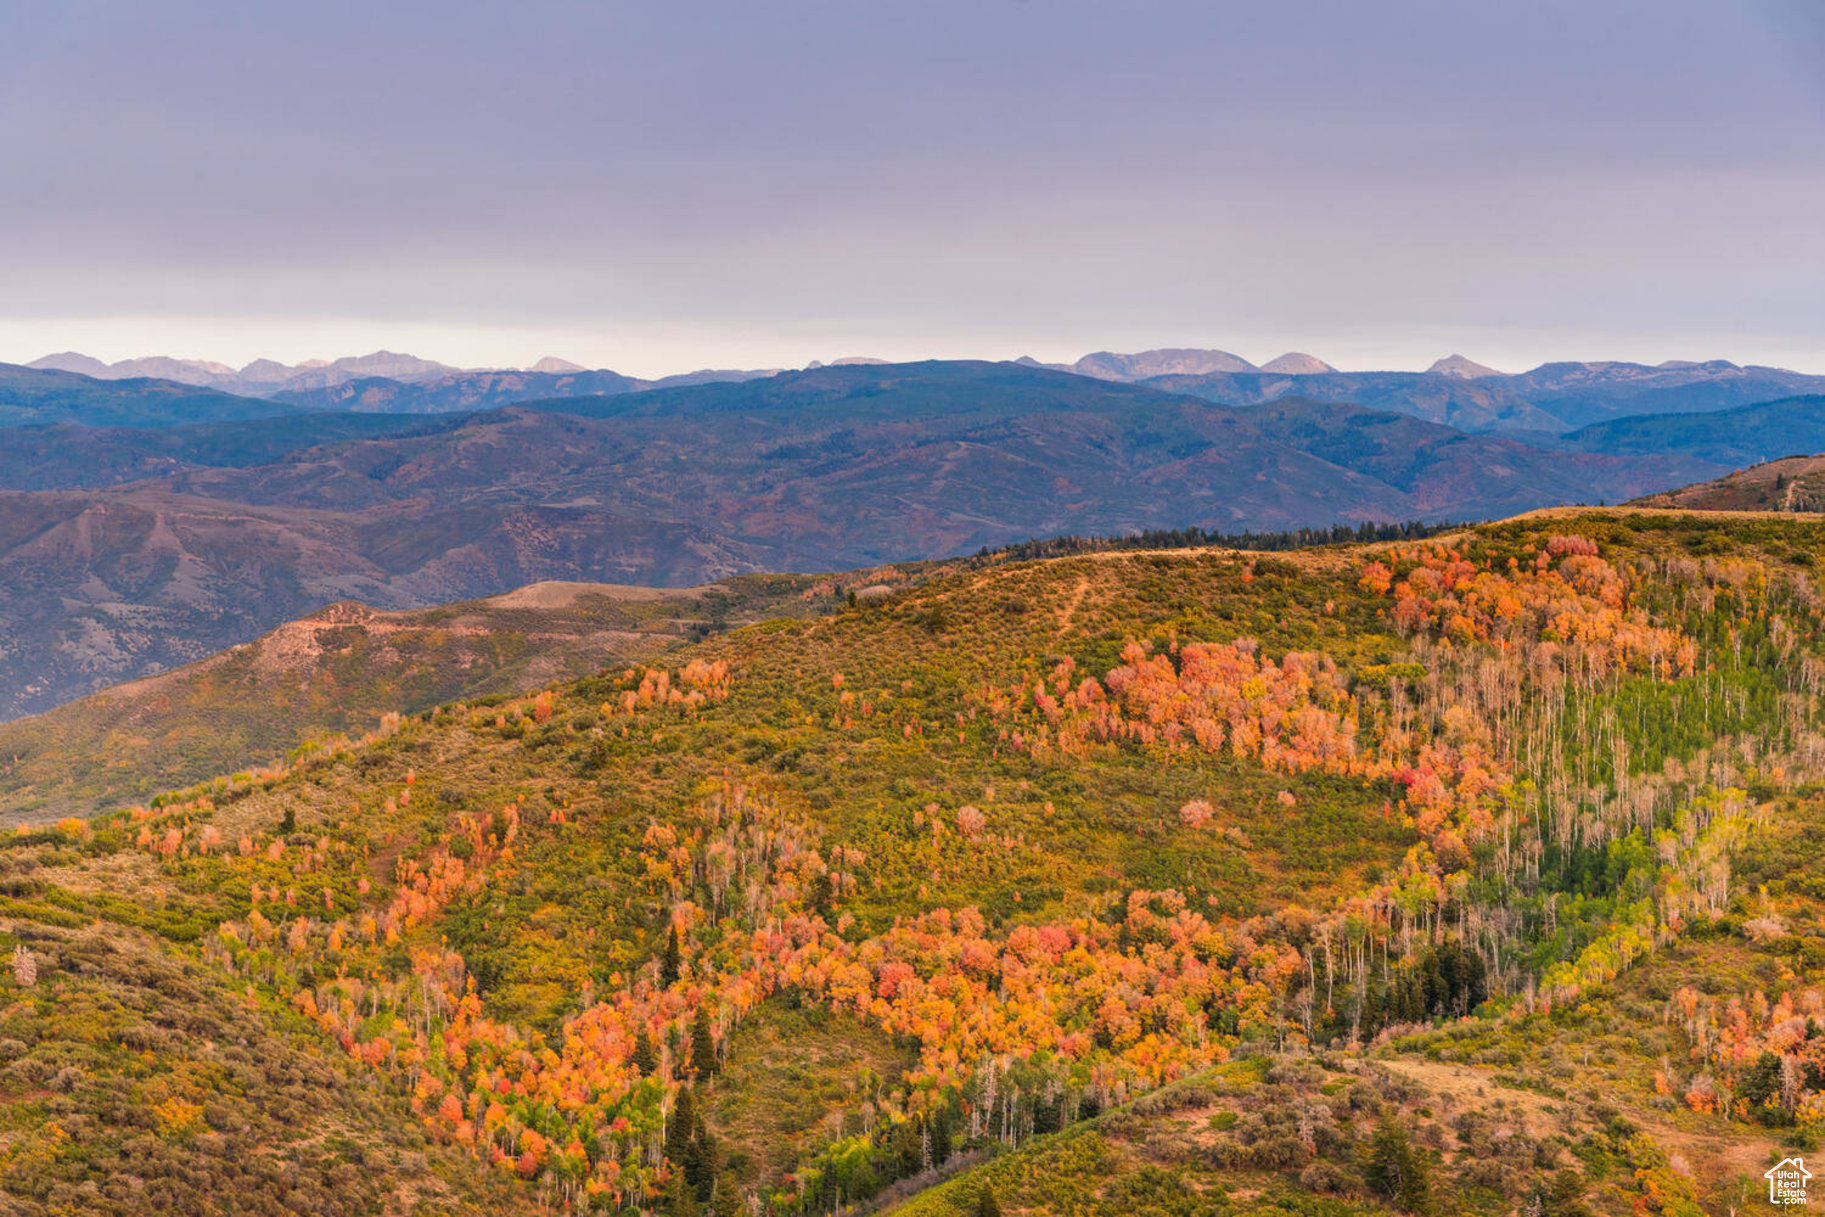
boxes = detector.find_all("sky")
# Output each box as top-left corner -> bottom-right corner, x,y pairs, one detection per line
2,0 -> 1823,377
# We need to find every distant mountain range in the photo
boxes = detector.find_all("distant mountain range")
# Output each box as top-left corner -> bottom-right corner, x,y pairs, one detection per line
25,349 -> 783,401
5,351 -> 1823,717
0,359 -> 1728,717
1137,357 -> 1825,432
25,346 -> 1825,433
28,349 -> 463,395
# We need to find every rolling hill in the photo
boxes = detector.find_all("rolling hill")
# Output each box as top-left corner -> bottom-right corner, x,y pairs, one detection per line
1628,453 -> 1825,513
0,509 -> 1821,1215
0,363 -> 1725,715
0,574 -> 842,823
0,363 -> 303,428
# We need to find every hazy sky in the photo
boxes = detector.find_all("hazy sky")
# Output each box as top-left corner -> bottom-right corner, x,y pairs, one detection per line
2,0 -> 1823,376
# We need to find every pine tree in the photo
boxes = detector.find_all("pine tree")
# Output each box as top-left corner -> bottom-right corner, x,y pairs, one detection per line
666,1087 -> 696,1171
661,926 -> 683,986
931,1107 -> 953,1164
1365,1118 -> 1431,1215
665,1087 -> 717,1202
665,1169 -> 701,1217
712,1175 -> 743,1217
633,1028 -> 658,1077
1366,1118 -> 1407,1196
1397,1147 -> 1433,1216
691,1005 -> 718,1080
976,1183 -> 1002,1217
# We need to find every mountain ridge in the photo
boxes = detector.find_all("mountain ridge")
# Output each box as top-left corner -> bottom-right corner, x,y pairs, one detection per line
0,361 -> 1723,717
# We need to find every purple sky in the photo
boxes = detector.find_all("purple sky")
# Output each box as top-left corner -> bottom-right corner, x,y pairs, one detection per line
2,0 -> 1823,376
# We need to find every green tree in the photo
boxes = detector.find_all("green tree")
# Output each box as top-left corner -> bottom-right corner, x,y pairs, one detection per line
665,1087 -> 696,1172
665,1169 -> 701,1217
632,1028 -> 658,1077
666,1087 -> 716,1201
661,926 -> 683,986
1365,1118 -> 1431,1215
809,872 -> 834,920
976,1182 -> 1003,1217
691,1005 -> 718,1080
712,1174 -> 743,1217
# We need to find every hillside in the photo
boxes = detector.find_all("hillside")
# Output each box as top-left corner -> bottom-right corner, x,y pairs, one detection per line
0,363 -> 301,428
0,488 -> 769,720
1629,454 -> 1825,513
0,412 -> 453,490
1566,395 -> 1825,469
1,510 -> 1823,1215
0,362 -> 1720,716
0,574 -> 840,824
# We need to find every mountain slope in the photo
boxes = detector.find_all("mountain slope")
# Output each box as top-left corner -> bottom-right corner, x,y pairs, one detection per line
1148,362 -> 1825,433
1,511 -> 1821,1215
0,363 -> 302,427
0,489 -> 767,719
0,412 -> 457,490
1628,452 -> 1825,512
1067,348 -> 1259,378
1245,398 -> 1718,513
1565,394 -> 1825,468
1426,353 -> 1505,378
0,574 -> 838,822
1258,351 -> 1336,374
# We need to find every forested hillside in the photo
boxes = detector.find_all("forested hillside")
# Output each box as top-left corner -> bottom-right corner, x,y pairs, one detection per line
0,510 -> 1821,1215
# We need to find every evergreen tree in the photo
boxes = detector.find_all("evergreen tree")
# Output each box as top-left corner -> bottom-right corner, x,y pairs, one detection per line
665,1087 -> 696,1171
633,1028 -> 658,1077
809,872 -> 835,919
665,1086 -> 716,1202
1365,1118 -> 1432,1215
665,1169 -> 701,1217
930,1107 -> 953,1164
661,925 -> 683,986
712,1174 -> 743,1217
691,1005 -> 718,1080
1398,1148 -> 1433,1215
976,1183 -> 1002,1217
